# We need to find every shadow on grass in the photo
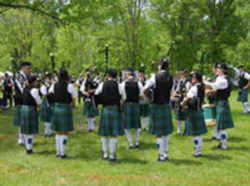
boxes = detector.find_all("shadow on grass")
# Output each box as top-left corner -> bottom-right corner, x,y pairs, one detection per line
228,136 -> 247,143
169,158 -> 202,166
115,158 -> 148,165
228,146 -> 250,152
138,142 -> 157,150
202,154 -> 232,161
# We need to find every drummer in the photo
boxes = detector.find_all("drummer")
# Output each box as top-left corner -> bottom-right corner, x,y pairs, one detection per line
204,64 -> 234,150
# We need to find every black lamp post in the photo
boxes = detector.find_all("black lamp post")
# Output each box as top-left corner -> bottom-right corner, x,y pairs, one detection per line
105,44 -> 109,72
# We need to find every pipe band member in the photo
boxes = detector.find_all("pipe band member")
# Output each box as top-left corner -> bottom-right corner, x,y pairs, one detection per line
181,72 -> 207,157
204,63 -> 234,150
143,59 -> 173,162
49,69 -> 77,158
95,68 -> 124,162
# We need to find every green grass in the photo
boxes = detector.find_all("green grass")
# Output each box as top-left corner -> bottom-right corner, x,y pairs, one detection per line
0,91 -> 250,186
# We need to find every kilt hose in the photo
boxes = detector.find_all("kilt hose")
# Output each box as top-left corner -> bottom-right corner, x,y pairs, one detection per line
20,105 -> 39,135
237,89 -> 248,103
51,103 -> 74,132
186,110 -> 207,136
123,102 -> 141,129
98,105 -> 124,136
40,98 -> 53,123
216,100 -> 234,130
149,104 -> 173,136
13,105 -> 22,126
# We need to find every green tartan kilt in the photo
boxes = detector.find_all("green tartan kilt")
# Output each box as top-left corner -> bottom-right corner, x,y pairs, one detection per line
20,105 -> 39,135
83,101 -> 99,118
51,103 -> 74,132
149,104 -> 173,136
186,110 -> 207,136
13,105 -> 22,126
140,103 -> 150,117
40,99 -> 53,123
237,89 -> 248,103
123,103 -> 141,129
216,100 -> 234,130
175,109 -> 187,121
98,106 -> 124,136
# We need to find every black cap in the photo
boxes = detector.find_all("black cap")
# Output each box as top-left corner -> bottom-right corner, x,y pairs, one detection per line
59,69 -> 69,81
28,75 -> 37,84
45,72 -> 53,79
20,61 -> 31,68
126,67 -> 134,74
107,68 -> 117,78
217,63 -> 228,71
192,72 -> 203,82
138,68 -> 145,73
238,65 -> 244,69
159,58 -> 169,70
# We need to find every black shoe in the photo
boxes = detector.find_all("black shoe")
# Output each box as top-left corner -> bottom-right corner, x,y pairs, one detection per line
56,154 -> 60,158
26,150 -> 33,155
193,153 -> 202,157
102,152 -> 109,160
129,145 -> 135,149
216,143 -> 227,150
109,154 -> 117,162
135,144 -> 140,149
60,155 -> 69,159
211,136 -> 219,141
157,155 -> 167,162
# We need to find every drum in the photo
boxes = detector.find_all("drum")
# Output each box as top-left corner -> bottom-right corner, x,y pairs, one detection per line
202,104 -> 216,127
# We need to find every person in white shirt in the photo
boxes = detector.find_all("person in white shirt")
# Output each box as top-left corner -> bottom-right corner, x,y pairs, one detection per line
40,73 -> 54,137
13,62 -> 31,145
233,65 -> 250,113
20,75 -> 42,154
204,64 -> 234,150
181,72 -> 207,157
120,68 -> 144,149
49,69 -> 77,158
95,69 -> 124,161
80,70 -> 99,132
143,59 -> 173,162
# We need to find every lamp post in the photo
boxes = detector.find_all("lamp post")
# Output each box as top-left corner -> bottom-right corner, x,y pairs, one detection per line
105,44 -> 109,72
49,52 -> 55,71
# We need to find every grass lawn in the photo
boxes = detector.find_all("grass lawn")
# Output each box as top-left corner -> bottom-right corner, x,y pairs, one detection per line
0,91 -> 250,186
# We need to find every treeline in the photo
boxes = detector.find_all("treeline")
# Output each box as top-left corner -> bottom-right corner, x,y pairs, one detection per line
0,0 -> 249,76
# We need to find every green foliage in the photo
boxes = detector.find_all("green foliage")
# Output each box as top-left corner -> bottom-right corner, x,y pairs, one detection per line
0,0 -> 249,74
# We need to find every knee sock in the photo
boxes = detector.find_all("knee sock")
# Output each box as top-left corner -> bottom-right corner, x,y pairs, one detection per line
135,129 -> 141,146
25,135 -> 33,150
163,136 -> 169,156
18,127 -> 25,144
177,120 -> 182,133
243,102 -> 249,113
158,137 -> 164,156
101,137 -> 109,158
55,134 -> 61,156
125,129 -> 133,147
109,137 -> 117,159
193,136 -> 202,155
90,118 -> 95,130
142,117 -> 149,129
213,126 -> 219,139
220,130 -> 227,149
60,135 -> 68,156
